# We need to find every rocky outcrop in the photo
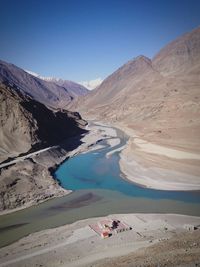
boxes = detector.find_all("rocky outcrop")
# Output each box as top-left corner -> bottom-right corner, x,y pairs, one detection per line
0,83 -> 87,163
0,154 -> 68,211
0,81 -> 88,212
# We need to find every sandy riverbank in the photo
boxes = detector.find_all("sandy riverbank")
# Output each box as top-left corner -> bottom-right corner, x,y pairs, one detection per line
116,124 -> 200,191
106,144 -> 125,158
0,213 -> 199,267
0,122 -> 118,215
134,137 -> 200,160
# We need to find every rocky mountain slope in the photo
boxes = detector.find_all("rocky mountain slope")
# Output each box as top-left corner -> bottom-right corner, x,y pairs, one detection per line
0,82 -> 87,163
74,27 -> 200,153
0,60 -> 88,109
51,78 -> 88,96
25,70 -> 89,97
0,81 -> 88,211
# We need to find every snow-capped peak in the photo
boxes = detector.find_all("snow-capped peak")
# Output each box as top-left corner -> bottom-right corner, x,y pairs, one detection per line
25,70 -> 60,82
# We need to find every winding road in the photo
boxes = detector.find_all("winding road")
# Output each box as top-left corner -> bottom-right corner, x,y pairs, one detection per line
0,146 -> 56,169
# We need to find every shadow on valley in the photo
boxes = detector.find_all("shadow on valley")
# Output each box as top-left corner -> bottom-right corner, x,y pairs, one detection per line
0,82 -> 88,166
21,97 -> 88,151
49,192 -> 102,211
0,223 -> 29,233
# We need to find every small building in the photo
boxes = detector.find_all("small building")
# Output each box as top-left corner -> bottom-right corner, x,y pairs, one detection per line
101,231 -> 109,239
90,218 -> 132,239
98,220 -> 113,231
184,224 -> 196,231
114,223 -> 131,234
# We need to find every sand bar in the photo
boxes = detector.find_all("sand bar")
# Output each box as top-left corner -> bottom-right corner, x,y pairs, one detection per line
106,144 -> 125,158
117,124 -> 200,191
120,146 -> 200,191
134,137 -> 200,160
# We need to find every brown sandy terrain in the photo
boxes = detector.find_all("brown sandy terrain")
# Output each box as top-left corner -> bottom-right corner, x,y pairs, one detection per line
94,229 -> 200,267
119,132 -> 200,190
0,214 -> 199,267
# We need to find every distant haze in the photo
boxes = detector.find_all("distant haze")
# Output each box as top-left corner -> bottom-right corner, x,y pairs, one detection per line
26,70 -> 102,90
25,70 -> 71,83
0,60 -> 88,110
78,78 -> 103,90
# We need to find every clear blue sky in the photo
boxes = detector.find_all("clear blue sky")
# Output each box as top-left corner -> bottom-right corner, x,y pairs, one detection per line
0,0 -> 200,82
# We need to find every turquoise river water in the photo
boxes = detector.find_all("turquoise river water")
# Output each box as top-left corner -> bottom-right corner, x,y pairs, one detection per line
0,126 -> 200,247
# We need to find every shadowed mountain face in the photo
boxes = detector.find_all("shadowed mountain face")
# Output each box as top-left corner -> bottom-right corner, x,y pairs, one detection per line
48,79 -> 89,97
0,83 -> 87,163
73,27 -> 200,152
0,60 -> 88,110
0,80 -> 88,211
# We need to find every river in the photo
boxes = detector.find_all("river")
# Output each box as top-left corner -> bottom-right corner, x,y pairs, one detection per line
0,125 -> 200,247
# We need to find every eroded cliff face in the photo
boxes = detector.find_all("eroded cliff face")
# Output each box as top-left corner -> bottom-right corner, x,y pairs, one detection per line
0,154 -> 69,211
0,83 -> 87,212
0,84 -> 35,162
0,83 -> 87,163
0,59 -> 89,109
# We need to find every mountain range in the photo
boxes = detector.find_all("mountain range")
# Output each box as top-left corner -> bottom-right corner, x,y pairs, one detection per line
0,26 -> 200,211
0,61 -> 89,211
25,70 -> 89,96
0,82 -> 87,163
1,27 -> 200,161
0,60 -> 88,110
73,26 -> 200,152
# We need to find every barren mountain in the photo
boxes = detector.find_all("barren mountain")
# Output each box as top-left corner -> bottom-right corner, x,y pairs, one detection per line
0,60 -> 88,109
0,80 -> 88,211
25,71 -> 89,97
75,27 -> 200,153
70,27 -> 200,190
51,78 -> 88,97
0,82 -> 87,163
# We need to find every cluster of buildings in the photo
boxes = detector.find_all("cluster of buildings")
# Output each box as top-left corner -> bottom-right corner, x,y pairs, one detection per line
90,219 -> 132,238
